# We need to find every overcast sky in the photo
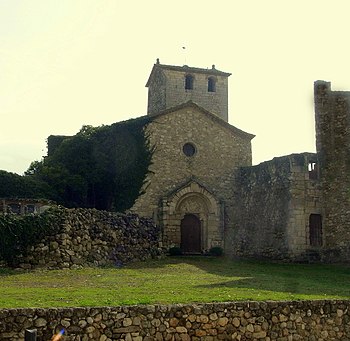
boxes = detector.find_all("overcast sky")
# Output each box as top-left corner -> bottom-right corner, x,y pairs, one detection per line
1,0 -> 350,175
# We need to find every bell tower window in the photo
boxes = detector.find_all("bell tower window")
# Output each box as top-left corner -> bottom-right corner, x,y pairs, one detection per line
208,77 -> 216,92
185,74 -> 194,90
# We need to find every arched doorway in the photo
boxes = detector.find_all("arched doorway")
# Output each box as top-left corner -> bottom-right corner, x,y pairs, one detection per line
181,214 -> 201,253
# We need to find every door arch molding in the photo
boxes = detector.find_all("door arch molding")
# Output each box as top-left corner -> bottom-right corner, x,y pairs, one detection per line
161,181 -> 223,252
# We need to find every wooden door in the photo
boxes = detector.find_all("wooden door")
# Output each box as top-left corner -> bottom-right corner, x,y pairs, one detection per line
309,214 -> 322,246
181,214 -> 201,253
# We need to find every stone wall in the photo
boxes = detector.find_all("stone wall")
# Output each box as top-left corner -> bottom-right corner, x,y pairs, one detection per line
314,81 -> 350,261
12,208 -> 163,270
228,153 -> 322,260
1,300 -> 349,340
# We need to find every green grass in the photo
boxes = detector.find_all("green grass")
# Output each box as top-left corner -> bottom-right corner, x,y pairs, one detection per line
0,257 -> 349,308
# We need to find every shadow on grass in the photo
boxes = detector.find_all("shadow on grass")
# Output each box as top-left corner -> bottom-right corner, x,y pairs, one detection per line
128,255 -> 350,298
1,256 -> 350,299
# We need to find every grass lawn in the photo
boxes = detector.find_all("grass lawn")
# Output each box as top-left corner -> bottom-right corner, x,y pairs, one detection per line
0,256 -> 349,308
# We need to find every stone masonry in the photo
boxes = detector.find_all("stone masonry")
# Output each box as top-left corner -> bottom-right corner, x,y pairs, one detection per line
1,300 -> 349,340
228,153 -> 322,261
314,81 -> 350,261
9,208 -> 163,270
146,62 -> 231,121
131,101 -> 253,251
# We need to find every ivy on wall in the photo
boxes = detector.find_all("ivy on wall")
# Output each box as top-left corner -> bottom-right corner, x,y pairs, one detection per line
25,116 -> 153,212
0,206 -> 65,266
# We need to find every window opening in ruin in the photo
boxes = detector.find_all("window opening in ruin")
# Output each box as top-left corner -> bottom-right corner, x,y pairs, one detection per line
309,214 -> 322,247
208,77 -> 216,92
185,75 -> 194,90
25,205 -> 35,214
308,161 -> 318,180
183,143 -> 196,157
7,203 -> 20,214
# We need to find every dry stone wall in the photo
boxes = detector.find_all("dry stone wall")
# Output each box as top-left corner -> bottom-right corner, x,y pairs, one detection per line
1,300 -> 349,340
13,208 -> 163,270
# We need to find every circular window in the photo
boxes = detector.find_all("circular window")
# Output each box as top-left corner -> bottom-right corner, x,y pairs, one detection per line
183,143 -> 196,157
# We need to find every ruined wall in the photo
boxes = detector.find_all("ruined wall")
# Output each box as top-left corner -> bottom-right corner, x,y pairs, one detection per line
1,300 -> 349,340
228,153 -> 322,260
314,81 -> 350,261
10,208 -> 163,270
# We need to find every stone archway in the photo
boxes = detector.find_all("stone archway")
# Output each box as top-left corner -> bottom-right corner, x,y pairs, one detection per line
161,181 -> 223,252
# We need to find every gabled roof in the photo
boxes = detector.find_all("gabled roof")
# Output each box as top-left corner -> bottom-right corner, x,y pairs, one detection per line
151,101 -> 255,141
146,62 -> 231,87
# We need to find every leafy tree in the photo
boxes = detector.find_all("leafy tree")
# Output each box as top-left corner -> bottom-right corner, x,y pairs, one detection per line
0,170 -> 51,199
26,117 -> 153,212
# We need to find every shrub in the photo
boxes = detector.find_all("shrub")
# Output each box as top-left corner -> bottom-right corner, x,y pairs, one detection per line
168,246 -> 183,256
209,246 -> 224,257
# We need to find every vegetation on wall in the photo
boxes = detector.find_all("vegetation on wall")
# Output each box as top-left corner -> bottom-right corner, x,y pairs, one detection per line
24,117 -> 153,212
0,206 -> 65,266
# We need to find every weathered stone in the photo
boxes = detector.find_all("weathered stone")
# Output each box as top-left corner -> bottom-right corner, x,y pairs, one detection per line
169,318 -> 179,327
195,329 -> 206,337
253,331 -> 266,338
246,324 -> 254,333
123,318 -> 133,327
176,326 -> 187,333
209,313 -> 218,321
34,318 -> 47,327
232,317 -> 240,327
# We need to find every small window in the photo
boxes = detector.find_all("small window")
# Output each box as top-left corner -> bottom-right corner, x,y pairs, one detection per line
208,77 -> 216,92
185,75 -> 194,90
7,203 -> 21,214
309,214 -> 322,247
183,143 -> 196,157
25,205 -> 35,214
308,162 -> 318,180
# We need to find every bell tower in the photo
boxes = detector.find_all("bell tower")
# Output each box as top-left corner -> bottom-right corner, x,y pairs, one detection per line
146,59 -> 231,122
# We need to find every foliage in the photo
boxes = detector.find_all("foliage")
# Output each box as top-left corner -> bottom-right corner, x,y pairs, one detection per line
25,117 -> 153,212
168,246 -> 183,256
0,206 -> 65,266
208,246 -> 224,257
0,170 -> 52,199
0,257 -> 349,308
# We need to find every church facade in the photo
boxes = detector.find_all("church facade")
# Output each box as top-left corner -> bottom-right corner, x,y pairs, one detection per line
132,61 -> 254,253
131,61 -> 350,262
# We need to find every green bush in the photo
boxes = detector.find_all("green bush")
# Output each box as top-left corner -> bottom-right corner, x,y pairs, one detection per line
168,246 -> 183,256
209,246 -> 224,257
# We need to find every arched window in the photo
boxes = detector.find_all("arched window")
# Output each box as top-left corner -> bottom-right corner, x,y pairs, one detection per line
185,75 -> 194,90
208,77 -> 216,92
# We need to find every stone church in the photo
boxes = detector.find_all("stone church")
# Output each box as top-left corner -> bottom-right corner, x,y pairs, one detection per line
131,60 -> 254,254
130,60 -> 350,262
45,60 -> 350,262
